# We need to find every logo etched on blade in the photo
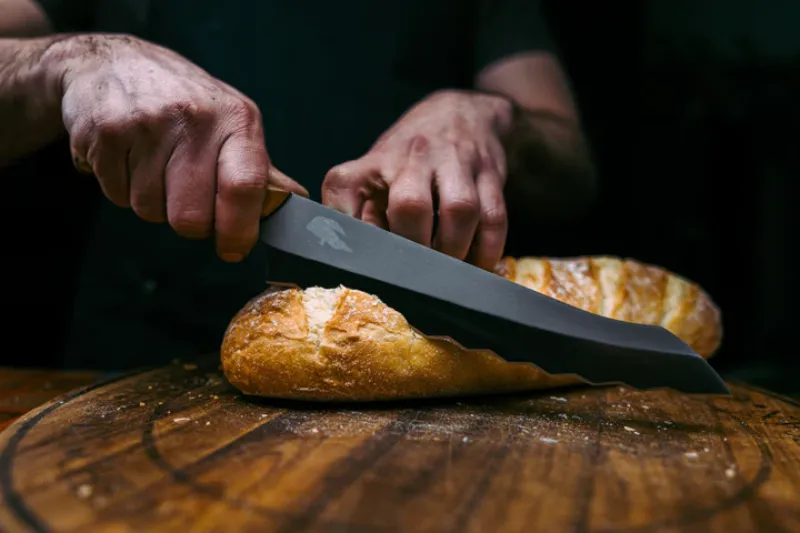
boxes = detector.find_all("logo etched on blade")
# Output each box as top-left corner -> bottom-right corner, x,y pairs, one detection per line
306,216 -> 353,252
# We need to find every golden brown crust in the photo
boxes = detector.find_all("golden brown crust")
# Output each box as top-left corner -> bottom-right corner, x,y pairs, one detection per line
221,286 -> 578,402
221,256 -> 723,402
493,256 -> 722,358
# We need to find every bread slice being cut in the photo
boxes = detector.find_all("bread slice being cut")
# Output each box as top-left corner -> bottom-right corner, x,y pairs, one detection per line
221,256 -> 722,402
221,286 -> 580,402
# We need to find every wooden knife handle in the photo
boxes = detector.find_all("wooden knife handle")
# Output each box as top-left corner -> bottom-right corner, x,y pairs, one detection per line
261,167 -> 308,217
261,185 -> 292,218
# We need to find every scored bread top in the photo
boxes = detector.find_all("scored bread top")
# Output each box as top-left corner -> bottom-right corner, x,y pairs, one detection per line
220,286 -> 576,401
495,256 -> 722,358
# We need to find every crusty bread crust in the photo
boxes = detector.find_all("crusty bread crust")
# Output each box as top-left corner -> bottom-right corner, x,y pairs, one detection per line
221,286 -> 578,401
221,256 -> 723,401
495,256 -> 722,358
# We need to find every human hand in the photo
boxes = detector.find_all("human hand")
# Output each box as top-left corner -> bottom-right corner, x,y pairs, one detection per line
59,34 -> 307,262
322,89 -> 513,270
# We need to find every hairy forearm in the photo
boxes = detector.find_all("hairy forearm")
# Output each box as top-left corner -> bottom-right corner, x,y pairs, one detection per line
0,36 -> 71,166
502,104 -> 597,220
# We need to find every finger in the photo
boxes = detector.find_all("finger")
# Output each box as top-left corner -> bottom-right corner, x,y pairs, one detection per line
71,150 -> 94,175
432,155 -> 480,260
64,79 -> 100,177
386,164 -> 434,246
214,131 -> 270,261
269,166 -> 309,198
71,112 -> 133,208
322,158 -> 383,219
468,170 -> 508,271
128,128 -> 171,223
165,133 -> 217,241
362,197 -> 389,229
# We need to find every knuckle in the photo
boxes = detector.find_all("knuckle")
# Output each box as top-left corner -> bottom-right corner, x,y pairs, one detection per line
154,98 -> 213,127
169,210 -> 211,237
131,109 -> 162,130
132,99 -> 214,131
444,116 -> 471,144
440,196 -> 479,220
481,205 -> 508,229
218,171 -> 267,198
455,139 -> 477,158
67,115 -> 93,143
477,150 -> 496,171
390,192 -> 430,218
409,134 -> 431,155
323,165 -> 350,188
167,98 -> 217,127
324,161 -> 368,188
324,158 -> 385,195
228,98 -> 262,126
92,109 -> 134,139
165,99 -> 200,119
130,195 -> 166,223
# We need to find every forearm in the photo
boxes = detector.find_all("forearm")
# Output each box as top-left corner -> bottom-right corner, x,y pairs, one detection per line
0,35 -> 72,166
502,103 -> 597,220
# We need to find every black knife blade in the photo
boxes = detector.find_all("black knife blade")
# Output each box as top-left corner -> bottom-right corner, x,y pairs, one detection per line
259,193 -> 730,395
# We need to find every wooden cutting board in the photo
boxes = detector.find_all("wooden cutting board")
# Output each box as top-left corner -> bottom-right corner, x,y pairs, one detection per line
0,355 -> 798,533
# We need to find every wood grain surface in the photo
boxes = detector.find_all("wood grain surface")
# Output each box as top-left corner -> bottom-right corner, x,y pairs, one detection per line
0,368 -> 103,432
0,355 -> 798,533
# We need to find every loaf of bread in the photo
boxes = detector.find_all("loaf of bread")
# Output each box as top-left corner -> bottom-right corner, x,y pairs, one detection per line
221,286 -> 581,402
221,256 -> 722,402
495,256 -> 722,358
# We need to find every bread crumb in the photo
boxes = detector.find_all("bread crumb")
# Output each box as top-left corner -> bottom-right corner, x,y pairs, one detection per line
540,437 -> 559,444
76,484 -> 93,499
725,466 -> 736,478
139,402 -> 145,407
550,396 -> 568,403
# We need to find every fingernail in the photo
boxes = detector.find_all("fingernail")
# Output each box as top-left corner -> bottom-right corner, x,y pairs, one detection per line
220,252 -> 244,263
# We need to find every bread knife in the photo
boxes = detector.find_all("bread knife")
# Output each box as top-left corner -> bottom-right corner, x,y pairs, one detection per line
258,189 -> 730,395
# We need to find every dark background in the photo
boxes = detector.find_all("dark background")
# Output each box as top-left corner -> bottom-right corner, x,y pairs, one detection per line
1,0 -> 796,394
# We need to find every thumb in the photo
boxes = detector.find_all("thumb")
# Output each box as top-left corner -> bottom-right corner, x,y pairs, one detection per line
268,166 -> 309,198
